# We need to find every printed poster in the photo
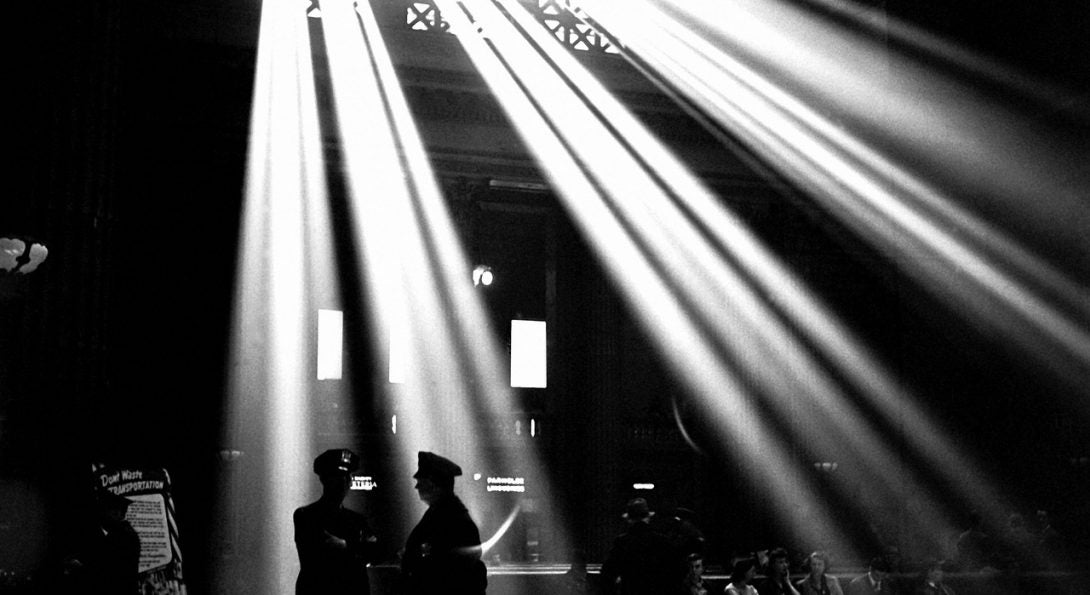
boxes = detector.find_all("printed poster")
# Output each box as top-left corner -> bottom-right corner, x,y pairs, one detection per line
97,465 -> 187,595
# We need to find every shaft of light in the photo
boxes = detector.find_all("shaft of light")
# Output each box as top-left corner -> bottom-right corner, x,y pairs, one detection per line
577,0 -> 1086,539
439,0 -> 891,554
585,0 -> 1090,377
221,0 -> 337,592
317,0 -> 572,558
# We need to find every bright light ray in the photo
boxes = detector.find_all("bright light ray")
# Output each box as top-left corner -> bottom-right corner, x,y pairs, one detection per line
626,0 -> 1088,376
575,0 -> 1088,534
579,0 -> 1090,379
649,0 -> 1090,242
437,0 -> 1073,556
317,0 -> 572,560
220,0 -> 344,592
317,0 -> 442,515
437,0 -> 900,554
574,0 -> 1003,517
807,0 -> 1090,121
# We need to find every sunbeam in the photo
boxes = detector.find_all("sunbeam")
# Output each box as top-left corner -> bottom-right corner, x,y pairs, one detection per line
218,0 -> 1087,588
316,0 -> 573,569
220,0 -> 339,591
423,0 -> 1088,559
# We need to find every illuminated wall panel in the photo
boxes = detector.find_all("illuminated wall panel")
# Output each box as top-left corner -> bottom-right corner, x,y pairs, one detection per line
511,319 -> 547,388
317,309 -> 343,380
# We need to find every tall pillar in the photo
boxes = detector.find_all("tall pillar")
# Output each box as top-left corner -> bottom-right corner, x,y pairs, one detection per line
5,0 -> 122,465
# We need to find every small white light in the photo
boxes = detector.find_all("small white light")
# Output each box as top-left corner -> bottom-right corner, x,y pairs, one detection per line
472,264 -> 494,287
633,483 -> 655,490
391,415 -> 397,434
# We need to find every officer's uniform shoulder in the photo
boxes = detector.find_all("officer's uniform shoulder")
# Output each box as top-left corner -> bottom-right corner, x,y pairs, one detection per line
294,501 -> 324,520
295,501 -> 316,513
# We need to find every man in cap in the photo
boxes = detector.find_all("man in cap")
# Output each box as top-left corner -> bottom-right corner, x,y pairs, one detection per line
660,506 -> 705,559
294,448 -> 378,595
401,451 -> 486,595
600,497 -> 681,595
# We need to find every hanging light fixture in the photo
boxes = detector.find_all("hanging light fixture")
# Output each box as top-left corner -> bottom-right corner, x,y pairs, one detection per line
0,236 -> 48,275
472,264 -> 494,287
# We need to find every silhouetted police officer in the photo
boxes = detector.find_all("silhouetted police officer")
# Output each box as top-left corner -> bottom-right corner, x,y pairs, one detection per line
600,498 -> 680,595
294,448 -> 378,595
401,451 -> 486,595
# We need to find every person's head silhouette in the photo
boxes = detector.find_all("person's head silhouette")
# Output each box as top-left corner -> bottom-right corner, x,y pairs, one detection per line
313,448 -> 359,504
412,451 -> 461,505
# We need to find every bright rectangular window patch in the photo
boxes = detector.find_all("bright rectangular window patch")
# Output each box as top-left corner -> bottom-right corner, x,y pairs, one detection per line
510,320 -> 546,388
317,309 -> 343,380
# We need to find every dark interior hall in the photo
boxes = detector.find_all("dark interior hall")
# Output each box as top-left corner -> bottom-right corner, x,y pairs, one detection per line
2,1 -> 1088,594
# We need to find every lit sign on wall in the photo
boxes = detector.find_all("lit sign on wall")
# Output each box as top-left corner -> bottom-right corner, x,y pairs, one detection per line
486,476 -> 526,493
351,475 -> 377,491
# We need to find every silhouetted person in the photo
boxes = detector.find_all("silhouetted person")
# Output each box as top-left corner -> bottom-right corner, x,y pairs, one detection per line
563,549 -> 591,595
600,498 -> 679,595
726,557 -> 760,595
995,511 -> 1037,570
796,551 -> 843,595
1035,510 -> 1065,569
914,560 -> 955,595
294,448 -> 378,595
879,545 -> 907,594
954,512 -> 990,571
845,557 -> 891,595
660,507 -> 706,558
759,548 -> 799,595
65,489 -> 140,594
401,451 -> 486,595
683,552 -> 709,595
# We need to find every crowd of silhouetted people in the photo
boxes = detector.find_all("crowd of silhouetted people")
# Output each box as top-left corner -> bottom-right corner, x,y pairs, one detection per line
582,498 -> 1083,595
2,452 -> 1084,595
